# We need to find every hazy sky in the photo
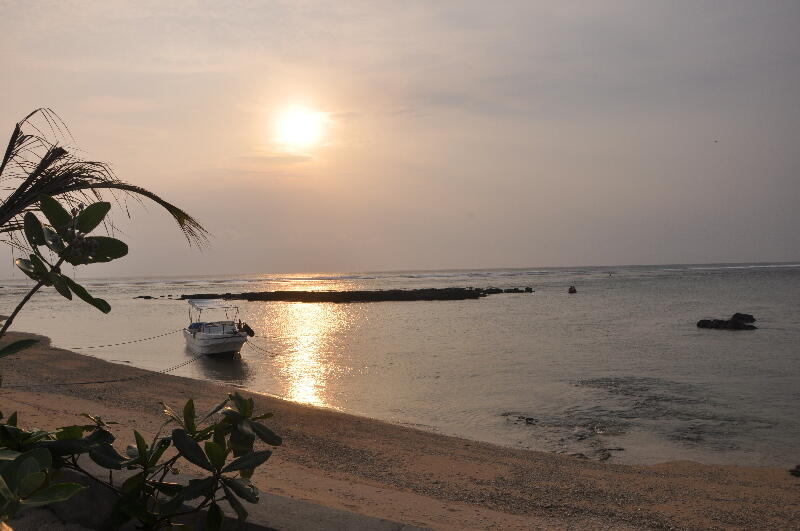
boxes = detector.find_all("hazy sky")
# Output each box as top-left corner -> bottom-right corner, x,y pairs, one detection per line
1,1 -> 799,277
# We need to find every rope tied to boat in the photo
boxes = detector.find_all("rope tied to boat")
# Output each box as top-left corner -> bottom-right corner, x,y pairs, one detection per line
68,328 -> 184,350
1,353 -> 206,389
244,339 -> 279,357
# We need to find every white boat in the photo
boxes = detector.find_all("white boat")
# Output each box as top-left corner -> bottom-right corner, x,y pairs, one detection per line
183,299 -> 254,357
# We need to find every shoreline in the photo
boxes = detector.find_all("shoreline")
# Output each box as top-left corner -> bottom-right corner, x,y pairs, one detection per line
1,332 -> 798,530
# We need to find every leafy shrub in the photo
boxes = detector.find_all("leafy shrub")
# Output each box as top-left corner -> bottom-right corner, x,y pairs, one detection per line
1,392 -> 281,529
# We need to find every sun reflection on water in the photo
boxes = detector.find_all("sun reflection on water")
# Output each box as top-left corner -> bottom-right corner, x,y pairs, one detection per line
266,302 -> 349,407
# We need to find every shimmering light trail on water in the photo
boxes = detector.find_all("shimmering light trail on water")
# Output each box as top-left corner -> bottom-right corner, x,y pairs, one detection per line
3,263 -> 799,466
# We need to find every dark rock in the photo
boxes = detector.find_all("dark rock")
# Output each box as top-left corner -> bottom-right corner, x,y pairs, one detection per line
524,287 -> 533,293
484,287 -> 503,295
134,295 -> 154,299
568,286 -> 577,294
503,288 -> 524,293
731,312 -> 756,323
790,465 -> 800,477
697,318 -> 757,330
524,417 -> 536,425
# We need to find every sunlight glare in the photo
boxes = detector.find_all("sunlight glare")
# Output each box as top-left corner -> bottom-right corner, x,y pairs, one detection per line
274,105 -> 326,148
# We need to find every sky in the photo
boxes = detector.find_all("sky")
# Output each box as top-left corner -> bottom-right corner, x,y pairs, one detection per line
1,1 -> 799,277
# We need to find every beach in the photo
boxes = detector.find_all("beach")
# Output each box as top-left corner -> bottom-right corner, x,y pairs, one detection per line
1,331 -> 798,530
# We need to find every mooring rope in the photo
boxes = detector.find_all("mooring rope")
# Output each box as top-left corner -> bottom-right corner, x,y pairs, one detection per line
68,328 -> 184,350
244,339 -> 278,357
2,330 -> 280,389
2,353 -> 205,389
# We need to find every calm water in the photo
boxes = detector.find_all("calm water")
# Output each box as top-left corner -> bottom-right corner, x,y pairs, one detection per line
2,263 -> 799,466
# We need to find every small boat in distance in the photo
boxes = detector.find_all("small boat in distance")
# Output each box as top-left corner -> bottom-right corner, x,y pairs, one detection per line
184,299 -> 254,358
568,285 -> 577,294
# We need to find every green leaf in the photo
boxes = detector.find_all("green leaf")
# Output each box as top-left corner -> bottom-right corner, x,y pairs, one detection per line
206,502 -> 224,531
221,477 -> 259,503
63,236 -> 128,266
204,441 -> 226,471
159,477 -> 215,515
171,429 -> 212,470
0,340 -> 38,359
16,457 -> 42,489
148,438 -> 171,467
221,450 -> 271,473
29,254 -> 49,277
61,277 -> 91,304
74,202 -> 111,234
23,212 -> 45,246
201,398 -> 230,422
121,472 -> 144,494
85,236 -> 128,262
90,298 -> 111,314
18,471 -> 46,497
236,420 -> 254,439
220,408 -> 244,424
222,483 -> 248,524
51,274 -> 72,300
42,226 -> 65,253
84,428 -> 115,446
89,444 -> 126,470
250,421 -> 282,446
14,258 -> 37,279
21,482 -> 86,506
229,393 -> 253,418
183,400 -> 196,434
38,196 -> 71,234
55,425 -> 85,440
134,431 -> 148,466
227,428 -> 255,460
37,438 -> 87,456
0,449 -> 21,461
20,449 -> 50,471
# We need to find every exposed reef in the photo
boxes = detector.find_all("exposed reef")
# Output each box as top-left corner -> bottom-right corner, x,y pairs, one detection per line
135,287 -> 535,303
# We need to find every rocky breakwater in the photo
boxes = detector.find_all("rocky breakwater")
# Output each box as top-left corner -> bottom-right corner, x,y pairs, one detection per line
697,312 -> 757,330
158,286 -> 534,303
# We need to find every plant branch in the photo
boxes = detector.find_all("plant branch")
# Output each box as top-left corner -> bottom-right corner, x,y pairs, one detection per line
0,257 -> 64,339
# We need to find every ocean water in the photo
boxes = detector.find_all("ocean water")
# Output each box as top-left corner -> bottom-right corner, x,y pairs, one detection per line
2,263 -> 799,467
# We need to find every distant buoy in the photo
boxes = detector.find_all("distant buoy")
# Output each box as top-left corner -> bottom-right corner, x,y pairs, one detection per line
568,286 -> 577,294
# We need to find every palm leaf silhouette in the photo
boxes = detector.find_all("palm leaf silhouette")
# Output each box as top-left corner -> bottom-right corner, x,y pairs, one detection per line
0,108 -> 208,245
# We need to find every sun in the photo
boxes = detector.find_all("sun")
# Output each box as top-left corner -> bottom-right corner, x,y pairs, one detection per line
274,105 -> 326,148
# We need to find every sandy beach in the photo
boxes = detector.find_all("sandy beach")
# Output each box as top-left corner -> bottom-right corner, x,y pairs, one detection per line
1,331 -> 798,530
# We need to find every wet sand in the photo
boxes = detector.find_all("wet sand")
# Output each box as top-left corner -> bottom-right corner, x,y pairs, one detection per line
1,332 -> 798,530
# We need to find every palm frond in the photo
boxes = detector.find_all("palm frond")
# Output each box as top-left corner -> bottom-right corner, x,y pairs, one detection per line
0,109 -> 208,246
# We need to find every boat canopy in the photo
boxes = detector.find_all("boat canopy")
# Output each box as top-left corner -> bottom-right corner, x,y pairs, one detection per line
187,299 -> 239,311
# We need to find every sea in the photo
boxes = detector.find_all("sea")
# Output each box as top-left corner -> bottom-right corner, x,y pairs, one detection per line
2,263 -> 799,467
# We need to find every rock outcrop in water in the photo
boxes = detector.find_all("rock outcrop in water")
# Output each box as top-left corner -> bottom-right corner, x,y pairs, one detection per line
167,287 -> 535,303
697,313 -> 758,330
731,312 -> 755,323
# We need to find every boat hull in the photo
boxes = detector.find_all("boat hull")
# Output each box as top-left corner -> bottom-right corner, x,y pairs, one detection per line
183,329 -> 247,357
